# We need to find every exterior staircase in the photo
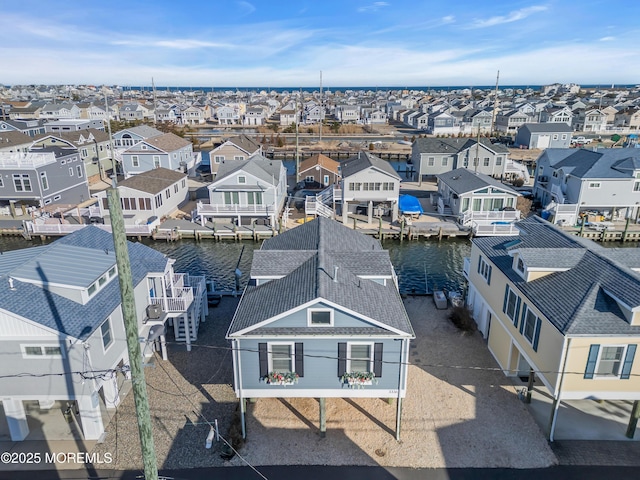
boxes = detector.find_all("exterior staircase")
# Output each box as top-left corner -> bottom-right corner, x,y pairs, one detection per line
305,185 -> 336,218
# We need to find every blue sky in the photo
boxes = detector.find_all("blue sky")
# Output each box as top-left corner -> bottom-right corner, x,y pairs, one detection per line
2,0 -> 639,87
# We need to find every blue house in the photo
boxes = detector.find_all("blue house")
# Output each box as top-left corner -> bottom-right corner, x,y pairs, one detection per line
226,217 -> 415,439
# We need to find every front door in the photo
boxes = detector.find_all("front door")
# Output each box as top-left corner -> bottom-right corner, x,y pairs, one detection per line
323,174 -> 330,186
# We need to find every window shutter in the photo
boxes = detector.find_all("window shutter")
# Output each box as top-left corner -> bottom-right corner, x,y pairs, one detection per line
532,317 -> 542,352
519,304 -> 527,331
621,345 -> 637,380
295,343 -> 304,378
514,297 -> 521,323
477,255 -> 482,274
373,343 -> 383,377
487,266 -> 492,285
337,342 -> 347,377
258,343 -> 268,378
502,285 -> 509,314
584,344 -> 600,379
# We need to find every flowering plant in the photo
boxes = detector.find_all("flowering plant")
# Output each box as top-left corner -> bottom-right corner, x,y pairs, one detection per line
265,371 -> 299,385
341,371 -> 376,388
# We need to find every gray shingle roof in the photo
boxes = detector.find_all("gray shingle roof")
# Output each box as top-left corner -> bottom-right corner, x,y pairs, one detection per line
544,147 -> 640,179
520,123 -> 573,133
474,217 -> 640,336
0,227 -> 169,340
227,217 -> 414,337
118,167 -> 186,195
214,155 -> 283,186
340,151 -> 401,179
413,137 -> 509,155
436,168 -> 519,195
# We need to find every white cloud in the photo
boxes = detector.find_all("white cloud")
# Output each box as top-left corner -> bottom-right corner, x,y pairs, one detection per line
237,1 -> 256,15
112,39 -> 234,50
442,15 -> 455,24
599,36 -> 615,41
470,5 -> 547,29
358,2 -> 390,13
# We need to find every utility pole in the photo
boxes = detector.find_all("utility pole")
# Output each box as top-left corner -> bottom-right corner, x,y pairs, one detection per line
490,70 -> 500,135
104,92 -> 116,178
295,92 -> 300,184
475,125 -> 481,174
107,185 -> 158,480
152,77 -> 158,126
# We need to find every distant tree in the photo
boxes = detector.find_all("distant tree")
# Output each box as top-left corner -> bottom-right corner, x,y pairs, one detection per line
261,135 -> 267,144
268,123 -> 279,133
369,143 -> 375,150
330,122 -> 341,134
276,135 -> 284,147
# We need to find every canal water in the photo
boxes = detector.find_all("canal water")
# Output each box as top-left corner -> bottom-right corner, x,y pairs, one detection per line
0,235 -> 471,294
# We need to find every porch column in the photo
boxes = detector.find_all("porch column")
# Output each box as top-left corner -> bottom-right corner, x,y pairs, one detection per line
160,334 -> 168,361
2,398 -> 29,441
184,314 -> 191,352
319,397 -> 326,438
160,276 -> 168,313
548,397 -> 561,442
367,201 -> 373,224
392,200 -> 399,222
102,375 -> 121,408
626,400 -> 640,439
342,201 -> 349,224
77,394 -> 104,440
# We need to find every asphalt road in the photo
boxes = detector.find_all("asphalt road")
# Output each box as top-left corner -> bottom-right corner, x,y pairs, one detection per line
2,465 -> 640,480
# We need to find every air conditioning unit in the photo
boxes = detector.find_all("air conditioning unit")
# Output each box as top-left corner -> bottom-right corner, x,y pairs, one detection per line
146,304 -> 162,320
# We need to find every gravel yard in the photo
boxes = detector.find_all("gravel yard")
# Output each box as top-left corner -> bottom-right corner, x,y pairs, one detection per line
91,295 -> 556,470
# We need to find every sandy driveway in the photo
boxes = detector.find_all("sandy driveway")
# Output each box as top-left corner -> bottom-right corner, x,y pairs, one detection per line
92,296 -> 556,470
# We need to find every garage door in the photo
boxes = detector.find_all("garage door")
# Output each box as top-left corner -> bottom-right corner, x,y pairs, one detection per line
536,135 -> 550,149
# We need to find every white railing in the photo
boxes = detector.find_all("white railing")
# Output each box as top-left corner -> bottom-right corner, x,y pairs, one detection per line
553,203 -> 579,226
26,221 -> 153,236
0,152 -> 57,168
150,287 -> 194,313
197,201 -> 274,215
462,210 -> 521,225
437,197 -> 445,215
474,223 -> 520,236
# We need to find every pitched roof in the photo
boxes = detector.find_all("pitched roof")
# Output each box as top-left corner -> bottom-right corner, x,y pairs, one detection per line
520,123 -> 573,133
228,217 -> 413,337
436,168 -> 519,195
143,132 -> 192,152
213,155 -> 283,186
227,134 -> 260,154
299,153 -> 340,175
413,137 -> 509,155
543,148 -> 640,179
473,216 -> 640,336
118,167 -> 186,194
0,227 -> 168,340
340,151 -> 401,179
0,130 -> 33,147
120,125 -> 163,138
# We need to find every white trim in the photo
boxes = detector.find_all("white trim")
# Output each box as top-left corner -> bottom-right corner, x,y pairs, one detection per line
20,344 -> 65,359
236,388 -> 407,398
100,317 -> 114,353
347,341 -> 374,373
307,308 -> 334,326
593,344 -> 627,379
267,341 -> 295,373
234,334 -> 411,340
601,288 -> 639,312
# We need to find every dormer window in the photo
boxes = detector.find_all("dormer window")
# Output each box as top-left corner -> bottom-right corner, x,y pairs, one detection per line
517,257 -> 525,274
308,308 -> 333,326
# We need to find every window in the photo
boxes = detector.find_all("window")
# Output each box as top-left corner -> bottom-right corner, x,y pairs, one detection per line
441,157 -> 448,166
552,134 -> 558,140
76,165 -> 83,178
132,155 -> 139,167
503,285 -> 520,324
269,343 -> 293,373
153,156 -> 161,168
634,181 -> 640,192
347,343 -> 373,373
589,182 -> 601,189
522,309 -> 537,343
21,345 -> 63,359
247,191 -> 262,205
88,283 -> 97,296
0,176 -> 3,187
308,308 -> 333,326
174,184 -> 179,194
234,156 -> 245,161
477,256 -> 492,284
165,188 -> 171,199
483,157 -> 490,167
305,175 -> 314,183
428,157 -> 435,166
139,198 -> 151,210
108,266 -> 116,277
238,176 -> 247,184
13,174 -> 32,192
100,318 -> 113,351
155,194 -> 163,208
517,257 -> 525,273
214,155 -> 224,164
81,148 -> 88,157
224,192 -> 240,205
496,156 -> 502,166
463,158 -> 469,167
561,134 -> 567,140
182,179 -> 186,188
40,172 -> 49,191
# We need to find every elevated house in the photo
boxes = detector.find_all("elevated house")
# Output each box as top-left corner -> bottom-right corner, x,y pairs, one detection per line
93,168 -> 188,225
197,154 -> 287,227
208,135 -> 262,177
120,132 -> 198,178
112,125 -> 163,148
436,168 -> 521,236
533,148 -> 640,226
299,153 -> 341,188
0,119 -> 46,137
540,106 -> 573,126
339,151 -> 401,224
515,123 -> 573,149
572,108 -> 607,133
43,119 -> 104,133
0,227 -> 206,442
464,216 -> 640,440
412,138 -> 509,181
226,217 -> 415,438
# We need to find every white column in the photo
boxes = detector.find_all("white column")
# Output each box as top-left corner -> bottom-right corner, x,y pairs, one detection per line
342,200 -> 349,224
367,200 -> 373,224
2,398 -> 29,441
160,334 -> 168,361
184,314 -> 191,352
392,200 -> 399,222
77,394 -> 104,441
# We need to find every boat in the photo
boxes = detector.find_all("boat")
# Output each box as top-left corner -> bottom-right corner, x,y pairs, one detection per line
433,290 -> 448,309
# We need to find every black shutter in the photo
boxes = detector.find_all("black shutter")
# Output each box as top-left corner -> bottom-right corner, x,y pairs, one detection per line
621,345 -> 637,380
373,343 -> 383,377
519,304 -> 527,331
258,343 -> 268,378
514,297 -> 521,323
337,342 -> 347,377
295,343 -> 304,378
532,318 -> 542,352
584,344 -> 600,379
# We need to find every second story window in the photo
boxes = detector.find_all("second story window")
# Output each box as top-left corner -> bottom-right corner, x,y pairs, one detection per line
132,155 -> 139,167
40,172 -> 49,191
477,256 -> 492,284
308,308 -> 333,326
13,174 -> 32,192
100,318 -> 113,351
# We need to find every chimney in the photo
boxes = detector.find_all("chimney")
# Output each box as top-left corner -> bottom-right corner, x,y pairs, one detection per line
333,265 -> 339,282
8,277 -> 15,290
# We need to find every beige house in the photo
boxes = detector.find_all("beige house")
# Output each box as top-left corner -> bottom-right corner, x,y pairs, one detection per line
208,135 -> 262,177
465,216 -> 640,440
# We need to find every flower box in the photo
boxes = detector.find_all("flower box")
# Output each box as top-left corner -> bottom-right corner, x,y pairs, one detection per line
341,371 -> 376,388
265,371 -> 299,386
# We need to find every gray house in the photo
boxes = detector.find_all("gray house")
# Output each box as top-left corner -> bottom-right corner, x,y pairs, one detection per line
412,138 -> 509,181
339,151 -> 401,223
112,125 -> 163,148
515,123 -> 573,149
120,132 -> 196,178
0,138 -> 90,210
0,227 -> 206,441
533,148 -> 640,225
226,217 -> 415,438
197,154 -> 287,226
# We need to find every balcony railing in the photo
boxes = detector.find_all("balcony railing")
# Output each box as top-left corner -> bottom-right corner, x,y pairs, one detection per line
197,201 -> 274,215
473,223 -> 520,236
25,221 -> 153,236
150,287 -> 194,313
